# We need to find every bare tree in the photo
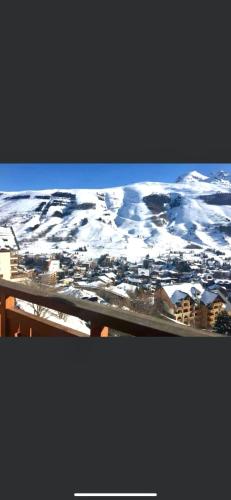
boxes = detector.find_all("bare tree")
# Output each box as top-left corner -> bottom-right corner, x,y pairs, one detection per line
32,303 -> 49,319
57,311 -> 67,321
127,289 -> 156,315
25,277 -> 51,319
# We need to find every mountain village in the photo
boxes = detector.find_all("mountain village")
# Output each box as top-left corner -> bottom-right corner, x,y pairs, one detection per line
1,223 -> 231,335
1,170 -> 231,335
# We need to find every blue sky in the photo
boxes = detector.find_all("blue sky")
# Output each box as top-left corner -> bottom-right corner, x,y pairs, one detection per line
0,164 -> 231,191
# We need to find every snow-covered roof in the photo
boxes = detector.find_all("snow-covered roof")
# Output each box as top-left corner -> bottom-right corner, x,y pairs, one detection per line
201,290 -> 224,305
105,272 -> 117,279
116,282 -> 137,293
58,286 -> 104,303
80,280 -> 104,288
163,282 -> 226,306
127,277 -> 143,284
108,282 -> 137,298
97,275 -> 113,284
171,290 -> 189,303
138,268 -> 150,276
163,282 -> 204,304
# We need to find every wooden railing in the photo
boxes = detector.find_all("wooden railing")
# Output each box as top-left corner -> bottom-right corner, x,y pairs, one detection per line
0,279 -> 221,338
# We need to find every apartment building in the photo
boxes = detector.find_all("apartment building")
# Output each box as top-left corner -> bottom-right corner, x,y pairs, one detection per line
200,290 -> 226,328
39,271 -> 57,286
0,226 -> 20,280
48,259 -> 61,273
155,283 -> 226,330
0,250 -> 12,280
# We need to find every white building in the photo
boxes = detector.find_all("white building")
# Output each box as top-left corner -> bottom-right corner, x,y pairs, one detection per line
0,226 -> 19,280
48,259 -> 61,273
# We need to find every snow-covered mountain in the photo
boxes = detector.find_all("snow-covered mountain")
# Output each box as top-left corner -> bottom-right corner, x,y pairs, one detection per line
176,170 -> 209,183
1,170 -> 231,261
208,170 -> 231,186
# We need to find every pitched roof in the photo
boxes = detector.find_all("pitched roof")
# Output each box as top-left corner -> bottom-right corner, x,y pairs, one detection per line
163,282 -> 226,307
201,290 -> 225,306
163,282 -> 204,304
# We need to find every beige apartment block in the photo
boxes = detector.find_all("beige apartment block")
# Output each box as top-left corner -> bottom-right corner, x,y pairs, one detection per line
155,283 -> 226,330
0,250 -> 12,280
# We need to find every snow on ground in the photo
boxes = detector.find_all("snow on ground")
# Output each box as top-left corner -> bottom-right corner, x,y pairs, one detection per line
108,282 -> 137,298
16,299 -> 90,335
1,170 -> 231,261
56,285 -> 105,303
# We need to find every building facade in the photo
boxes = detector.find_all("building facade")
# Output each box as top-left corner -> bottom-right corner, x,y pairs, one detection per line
0,250 -> 12,280
0,226 -> 20,281
39,272 -> 57,286
154,283 -> 226,330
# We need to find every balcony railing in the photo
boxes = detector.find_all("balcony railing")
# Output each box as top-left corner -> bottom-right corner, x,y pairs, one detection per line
0,279 -> 221,338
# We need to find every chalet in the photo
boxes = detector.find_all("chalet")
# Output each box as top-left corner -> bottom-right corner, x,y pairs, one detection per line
154,282 -> 226,330
104,272 -> 117,283
97,275 -> 113,285
206,286 -> 231,317
200,290 -> 226,328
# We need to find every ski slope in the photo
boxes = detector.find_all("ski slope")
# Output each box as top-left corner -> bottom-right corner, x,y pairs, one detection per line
0,169 -> 231,260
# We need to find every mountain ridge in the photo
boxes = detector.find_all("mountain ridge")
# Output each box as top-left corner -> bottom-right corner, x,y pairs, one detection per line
1,170 -> 231,261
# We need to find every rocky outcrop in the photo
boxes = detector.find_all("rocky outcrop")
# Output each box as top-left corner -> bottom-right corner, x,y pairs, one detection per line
5,194 -> 31,201
217,224 -> 231,236
199,193 -> 231,205
143,193 -> 182,226
143,194 -> 170,226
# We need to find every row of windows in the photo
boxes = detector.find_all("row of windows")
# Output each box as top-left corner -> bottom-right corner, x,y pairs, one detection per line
177,304 -> 223,314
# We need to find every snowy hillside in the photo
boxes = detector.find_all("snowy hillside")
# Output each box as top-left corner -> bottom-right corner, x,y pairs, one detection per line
1,169 -> 231,261
176,170 -> 209,183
